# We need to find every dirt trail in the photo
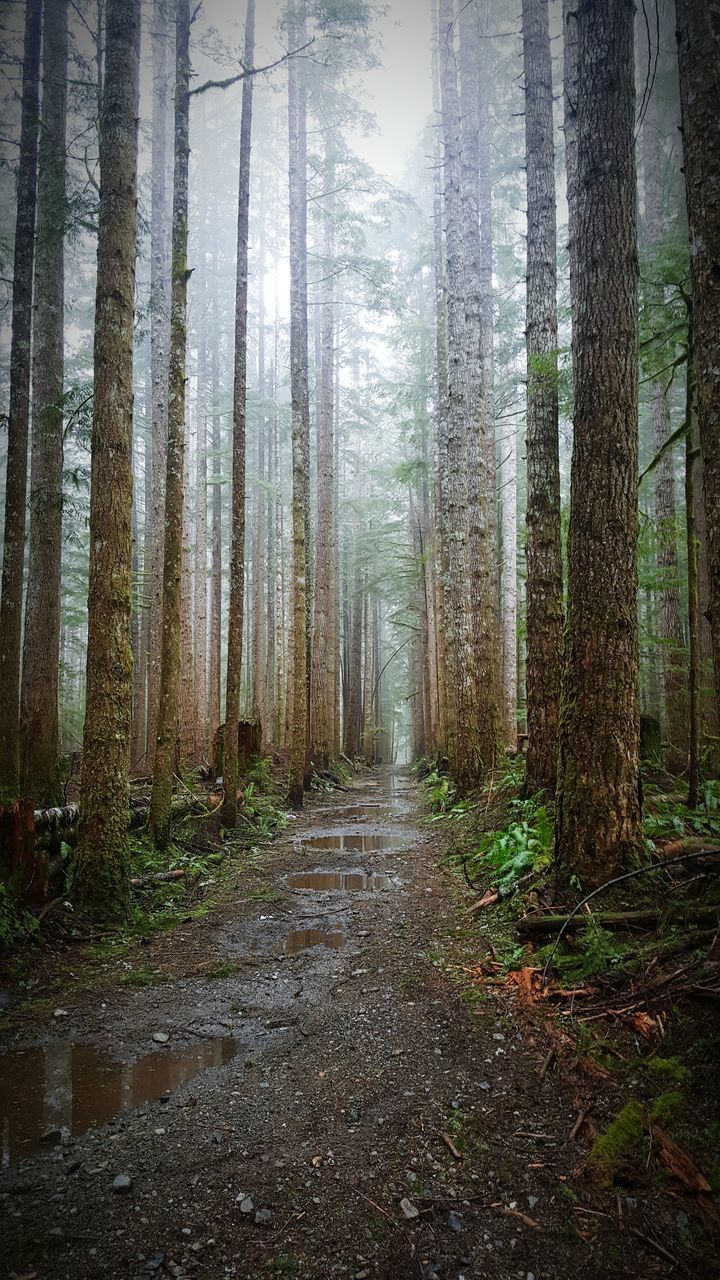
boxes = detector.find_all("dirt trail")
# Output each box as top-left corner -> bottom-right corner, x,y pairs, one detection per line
2,771 -> 645,1278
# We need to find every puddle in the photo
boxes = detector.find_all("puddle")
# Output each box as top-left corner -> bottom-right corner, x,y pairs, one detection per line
287,871 -> 394,892
283,929 -> 344,954
0,1037 -> 237,1166
302,832 -> 408,852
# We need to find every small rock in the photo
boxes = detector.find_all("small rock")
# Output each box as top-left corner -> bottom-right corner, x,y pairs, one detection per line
479,1081 -> 491,1091
54,1008 -> 69,1018
447,1211 -> 462,1233
527,1196 -> 538,1210
113,1173 -> 133,1194
254,1208 -> 273,1226
152,1031 -> 169,1044
238,1197 -> 254,1214
400,1198 -> 420,1221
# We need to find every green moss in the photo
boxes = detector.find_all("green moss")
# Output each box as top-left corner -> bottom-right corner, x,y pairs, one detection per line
588,1100 -> 646,1183
646,1056 -> 690,1084
650,1090 -> 685,1127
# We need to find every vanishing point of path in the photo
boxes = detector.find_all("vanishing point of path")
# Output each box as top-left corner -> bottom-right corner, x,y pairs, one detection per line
2,772 -> 640,1279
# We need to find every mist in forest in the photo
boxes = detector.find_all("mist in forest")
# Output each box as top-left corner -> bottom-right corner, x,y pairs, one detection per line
0,0 -> 717,917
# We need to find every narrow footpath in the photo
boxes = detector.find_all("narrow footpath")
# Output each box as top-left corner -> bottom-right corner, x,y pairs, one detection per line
2,772 -> 639,1279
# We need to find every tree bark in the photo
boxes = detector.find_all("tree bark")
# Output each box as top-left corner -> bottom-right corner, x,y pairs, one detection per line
74,0 -> 141,921
208,271 -> 223,753
287,0 -> 310,807
675,0 -> 720,732
310,136 -> 336,768
641,36 -> 687,770
146,0 -> 172,763
223,0 -> 255,826
523,0 -> 564,793
20,0 -> 68,806
0,0 -> 42,800
555,0 -> 641,884
193,267 -> 208,759
148,0 -> 191,848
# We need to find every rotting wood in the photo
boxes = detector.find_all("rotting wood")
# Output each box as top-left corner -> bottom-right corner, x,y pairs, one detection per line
519,903 -> 720,936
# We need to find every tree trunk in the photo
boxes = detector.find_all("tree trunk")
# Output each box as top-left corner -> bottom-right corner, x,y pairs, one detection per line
223,0 -> 255,825
74,0 -> 141,921
641,38 -> 687,771
148,0 -> 191,848
252,198 -> 266,742
459,0 -> 502,775
523,0 -> 564,793
208,276 -> 222,752
287,0 -> 310,807
179,405 -> 194,758
146,0 -> 171,763
310,137 -> 336,769
555,0 -> 641,885
20,0 -> 68,806
499,416 -> 518,750
686,355 -> 700,810
675,0 -> 720,732
0,0 -> 42,800
430,0 -> 449,757
194,276 -> 208,760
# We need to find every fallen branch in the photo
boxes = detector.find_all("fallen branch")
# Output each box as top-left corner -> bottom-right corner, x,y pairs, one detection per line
520,903 -> 720,937
538,847 -> 720,983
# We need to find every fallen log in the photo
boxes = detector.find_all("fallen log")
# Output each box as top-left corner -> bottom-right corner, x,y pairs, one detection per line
34,795 -> 200,848
519,904 -> 720,936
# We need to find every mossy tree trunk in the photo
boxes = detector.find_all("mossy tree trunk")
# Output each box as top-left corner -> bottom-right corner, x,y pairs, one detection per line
148,0 -> 191,849
74,0 -> 142,921
0,0 -> 41,801
223,0 -> 255,827
555,0 -> 642,885
20,0 -> 68,806
523,0 -> 564,795
287,0 -> 310,808
675,0 -> 720,734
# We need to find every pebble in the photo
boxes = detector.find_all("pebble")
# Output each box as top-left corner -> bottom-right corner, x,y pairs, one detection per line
152,1031 -> 169,1044
254,1208 -> 273,1226
527,1195 -> 538,1210
400,1197 -> 419,1221
238,1197 -> 254,1214
113,1173 -> 133,1194
447,1211 -> 462,1233
54,1008 -> 69,1018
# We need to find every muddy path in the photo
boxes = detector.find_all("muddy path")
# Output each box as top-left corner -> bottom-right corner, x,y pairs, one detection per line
2,771 -> 647,1279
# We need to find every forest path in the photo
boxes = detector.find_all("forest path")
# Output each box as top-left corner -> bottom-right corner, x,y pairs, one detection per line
2,771 -> 625,1278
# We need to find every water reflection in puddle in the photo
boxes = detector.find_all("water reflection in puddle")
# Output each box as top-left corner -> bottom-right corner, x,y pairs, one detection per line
283,928 -> 344,954
303,832 -> 408,852
0,1037 -> 237,1166
287,871 -> 394,892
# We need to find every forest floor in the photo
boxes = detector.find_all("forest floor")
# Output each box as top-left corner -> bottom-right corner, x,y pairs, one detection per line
1,769 -> 718,1279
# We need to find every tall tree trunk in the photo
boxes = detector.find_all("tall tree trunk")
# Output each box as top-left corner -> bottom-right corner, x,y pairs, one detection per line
459,0 -> 502,773
74,0 -> 141,920
523,0 -> 564,793
500,418 -> 518,750
0,0 -> 42,799
146,0 -> 171,762
310,137 -> 336,768
675,0 -> 720,731
222,0 -> 255,826
478,0 -> 499,630
287,0 -> 310,807
179,406 -> 194,758
148,0 -> 191,847
194,280 -> 208,760
252,199 -> 266,741
555,0 -> 641,884
685,342 -> 700,810
20,0 -> 68,805
208,278 -> 222,753
641,36 -> 687,771
430,0 -> 449,757
439,0 -> 495,788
